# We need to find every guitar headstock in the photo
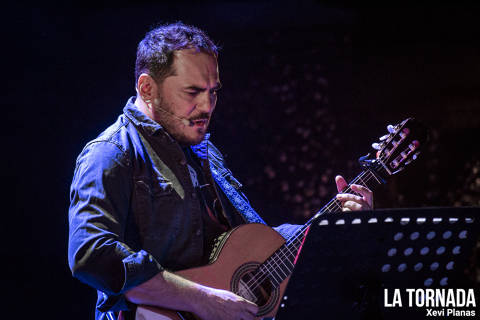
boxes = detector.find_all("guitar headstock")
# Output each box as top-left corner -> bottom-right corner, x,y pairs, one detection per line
361,118 -> 429,179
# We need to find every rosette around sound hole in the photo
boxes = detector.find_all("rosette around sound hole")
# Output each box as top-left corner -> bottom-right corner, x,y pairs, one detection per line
231,262 -> 280,316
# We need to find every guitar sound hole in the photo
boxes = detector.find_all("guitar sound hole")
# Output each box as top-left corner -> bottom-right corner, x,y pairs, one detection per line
231,262 -> 280,316
239,271 -> 273,305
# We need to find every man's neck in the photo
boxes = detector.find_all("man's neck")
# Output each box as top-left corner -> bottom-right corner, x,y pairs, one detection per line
134,95 -> 152,118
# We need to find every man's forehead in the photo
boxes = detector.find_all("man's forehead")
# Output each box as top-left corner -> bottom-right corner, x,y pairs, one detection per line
173,49 -> 219,75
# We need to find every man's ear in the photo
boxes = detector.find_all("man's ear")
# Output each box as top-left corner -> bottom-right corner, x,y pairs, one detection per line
136,73 -> 158,103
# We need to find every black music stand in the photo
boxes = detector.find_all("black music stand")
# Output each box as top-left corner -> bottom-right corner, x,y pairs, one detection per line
275,207 -> 479,320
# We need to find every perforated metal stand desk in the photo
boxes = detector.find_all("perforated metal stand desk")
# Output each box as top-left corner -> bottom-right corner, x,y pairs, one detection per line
275,207 -> 479,320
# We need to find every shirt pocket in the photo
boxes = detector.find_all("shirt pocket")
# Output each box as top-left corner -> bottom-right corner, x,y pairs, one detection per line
135,175 -> 173,197
133,175 -> 179,239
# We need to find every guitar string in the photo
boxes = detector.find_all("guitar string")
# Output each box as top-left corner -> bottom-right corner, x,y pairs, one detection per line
244,170 -> 378,292
243,171 -> 378,292
279,153 -> 391,248
245,170 -> 382,292
253,233 -> 302,289
242,169 -> 380,291
246,129 -> 411,290
243,170 -> 376,289
264,232 -> 303,281
266,167 -> 386,284
262,234 -> 303,285
279,170 -> 376,263
243,134 -> 402,291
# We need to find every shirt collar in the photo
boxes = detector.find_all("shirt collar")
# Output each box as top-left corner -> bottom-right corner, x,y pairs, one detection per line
123,96 -> 166,136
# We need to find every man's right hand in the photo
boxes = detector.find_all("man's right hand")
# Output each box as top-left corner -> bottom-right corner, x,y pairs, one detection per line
193,287 -> 259,320
125,270 -> 258,320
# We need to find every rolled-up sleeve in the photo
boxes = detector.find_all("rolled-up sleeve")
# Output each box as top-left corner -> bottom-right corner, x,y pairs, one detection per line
68,141 -> 163,311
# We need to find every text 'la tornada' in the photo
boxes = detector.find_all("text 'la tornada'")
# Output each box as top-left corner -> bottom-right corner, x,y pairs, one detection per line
384,288 -> 476,307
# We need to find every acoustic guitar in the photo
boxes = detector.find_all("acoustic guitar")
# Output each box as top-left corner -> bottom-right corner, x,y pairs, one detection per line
135,118 -> 428,320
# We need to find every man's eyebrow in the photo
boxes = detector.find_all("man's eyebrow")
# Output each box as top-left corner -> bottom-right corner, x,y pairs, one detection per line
185,82 -> 222,91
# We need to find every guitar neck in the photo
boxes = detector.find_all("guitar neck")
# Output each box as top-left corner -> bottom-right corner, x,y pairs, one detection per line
308,167 -> 385,221
258,168 -> 386,287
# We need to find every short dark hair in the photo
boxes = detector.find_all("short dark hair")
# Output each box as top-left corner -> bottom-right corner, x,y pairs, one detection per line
135,22 -> 219,85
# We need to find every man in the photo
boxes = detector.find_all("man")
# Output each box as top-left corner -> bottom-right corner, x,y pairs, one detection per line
68,22 -> 372,320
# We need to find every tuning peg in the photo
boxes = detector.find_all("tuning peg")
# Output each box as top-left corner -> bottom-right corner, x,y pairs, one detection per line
372,142 -> 381,150
379,134 -> 389,141
387,124 -> 395,133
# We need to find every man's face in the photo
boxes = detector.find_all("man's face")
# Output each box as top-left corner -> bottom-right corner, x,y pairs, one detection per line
152,49 -> 221,145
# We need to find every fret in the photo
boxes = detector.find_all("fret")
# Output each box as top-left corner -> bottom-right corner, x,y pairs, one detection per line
285,236 -> 300,252
322,198 -> 343,213
280,245 -> 296,270
260,230 -> 305,282
266,257 -> 290,282
263,257 -> 284,284
277,246 -> 295,269
269,274 -> 280,288
255,169 -> 385,290
260,263 -> 281,287
367,169 -> 382,184
357,175 -> 367,187
268,252 -> 289,279
259,246 -> 295,286
278,260 -> 291,279
260,265 -> 280,285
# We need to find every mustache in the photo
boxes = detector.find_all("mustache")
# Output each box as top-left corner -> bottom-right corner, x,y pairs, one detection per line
189,113 -> 211,121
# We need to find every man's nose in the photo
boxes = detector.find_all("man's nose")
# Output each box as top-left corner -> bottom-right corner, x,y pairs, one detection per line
197,92 -> 216,113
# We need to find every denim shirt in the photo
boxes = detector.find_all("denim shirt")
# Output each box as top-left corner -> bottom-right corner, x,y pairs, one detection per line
68,98 -> 299,319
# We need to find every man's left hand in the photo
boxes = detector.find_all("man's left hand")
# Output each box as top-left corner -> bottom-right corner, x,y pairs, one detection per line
335,175 -> 373,211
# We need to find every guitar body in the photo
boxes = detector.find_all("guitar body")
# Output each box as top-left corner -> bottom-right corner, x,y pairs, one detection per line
136,223 -> 290,320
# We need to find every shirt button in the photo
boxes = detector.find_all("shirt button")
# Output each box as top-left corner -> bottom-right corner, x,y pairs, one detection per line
180,159 -> 187,166
192,192 -> 197,198
196,229 -> 201,236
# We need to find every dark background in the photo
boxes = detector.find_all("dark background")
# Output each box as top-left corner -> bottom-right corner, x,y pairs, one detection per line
10,1 -> 479,318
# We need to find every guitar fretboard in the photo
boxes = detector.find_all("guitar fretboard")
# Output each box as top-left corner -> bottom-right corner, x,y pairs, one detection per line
245,167 -> 386,290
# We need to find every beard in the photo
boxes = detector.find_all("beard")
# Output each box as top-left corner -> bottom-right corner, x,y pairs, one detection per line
152,96 -> 210,146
